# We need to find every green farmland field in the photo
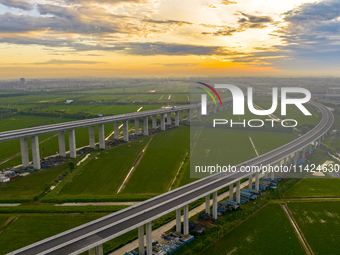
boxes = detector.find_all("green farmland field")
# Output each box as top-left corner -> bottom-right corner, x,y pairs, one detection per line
57,137 -> 151,196
0,164 -> 69,202
123,126 -> 190,194
288,202 -> 340,254
283,178 -> 340,197
0,214 -> 101,254
199,204 -> 304,255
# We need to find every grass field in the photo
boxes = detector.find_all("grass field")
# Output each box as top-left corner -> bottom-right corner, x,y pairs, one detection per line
123,126 -> 190,194
0,215 -> 9,227
58,137 -> 150,196
0,164 -> 69,202
199,204 -> 304,255
283,178 -> 340,197
249,130 -> 298,155
288,202 -> 340,254
0,214 -> 102,254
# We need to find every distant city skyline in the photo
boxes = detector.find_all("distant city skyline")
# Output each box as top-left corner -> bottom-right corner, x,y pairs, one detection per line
1,0 -> 340,78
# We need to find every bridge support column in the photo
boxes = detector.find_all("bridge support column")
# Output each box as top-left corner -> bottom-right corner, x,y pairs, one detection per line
175,111 -> 180,126
69,129 -> 77,158
138,225 -> 145,255
20,137 -> 29,168
213,105 -> 217,114
98,124 -> 105,149
31,135 -> 41,169
229,184 -> 233,200
206,105 -> 210,116
309,143 -> 312,154
213,191 -> 218,219
205,195 -> 210,213
135,118 -> 140,135
160,114 -> 166,130
58,131 -> 66,156
236,181 -> 240,204
152,115 -> 157,128
179,110 -> 183,121
302,147 -> 306,159
322,134 -> 325,140
294,151 -> 298,165
176,208 -> 181,233
114,121 -> 119,139
271,165 -> 275,180
197,107 -> 201,120
319,138 -> 321,148
183,205 -> 189,235
313,140 -> 317,149
146,222 -> 152,255
88,126 -> 95,149
265,168 -> 268,178
89,245 -> 103,255
255,171 -> 259,192
248,174 -> 252,189
143,117 -> 149,136
187,109 -> 192,122
123,120 -> 129,142
167,112 -> 172,124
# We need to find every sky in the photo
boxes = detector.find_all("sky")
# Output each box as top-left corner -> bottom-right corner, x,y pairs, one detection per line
0,0 -> 340,78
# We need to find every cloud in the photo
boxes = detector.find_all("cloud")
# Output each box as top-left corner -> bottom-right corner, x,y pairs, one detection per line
221,0 -> 237,5
0,0 -> 33,11
153,63 -> 199,67
201,12 -> 274,36
31,59 -> 104,65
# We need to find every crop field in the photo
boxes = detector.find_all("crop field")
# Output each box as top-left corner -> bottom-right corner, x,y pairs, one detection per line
0,95 -> 79,105
42,104 -> 93,113
57,137 -> 151,196
249,130 -> 298,155
0,163 -> 69,202
123,126 -> 190,194
199,204 -> 304,255
288,202 -> 340,254
283,178 -> 340,197
0,214 -> 102,254
0,215 -> 9,227
80,94 -> 124,101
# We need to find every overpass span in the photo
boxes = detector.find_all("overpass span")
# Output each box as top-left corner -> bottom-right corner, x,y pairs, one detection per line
7,100 -> 333,255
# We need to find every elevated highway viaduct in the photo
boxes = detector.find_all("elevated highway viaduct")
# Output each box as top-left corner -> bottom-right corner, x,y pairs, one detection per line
3,99 -> 333,255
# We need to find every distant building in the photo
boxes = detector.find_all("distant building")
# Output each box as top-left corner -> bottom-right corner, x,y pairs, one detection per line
20,78 -> 26,84
65,100 -> 73,104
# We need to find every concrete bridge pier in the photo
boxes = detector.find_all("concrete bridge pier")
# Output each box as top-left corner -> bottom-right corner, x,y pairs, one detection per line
69,129 -> 77,158
229,184 -> 233,200
176,208 -> 181,233
294,151 -> 298,165
236,181 -> 240,204
255,171 -> 259,192
114,121 -> 119,139
205,195 -> 210,213
309,143 -> 312,153
146,222 -> 152,255
167,113 -> 171,124
20,137 -> 29,168
179,110 -> 184,121
152,115 -> 157,128
160,114 -> 166,131
58,131 -> 66,156
31,135 -> 41,169
89,245 -> 103,255
248,174 -> 252,189
302,147 -> 306,158
123,120 -> 129,142
213,191 -> 218,219
183,205 -> 189,235
98,124 -> 105,149
143,117 -> 149,136
187,109 -> 192,122
88,126 -> 95,149
213,105 -> 217,114
135,118 -> 140,135
175,111 -> 180,126
138,225 -> 145,255
197,107 -> 201,120
271,164 -> 275,180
